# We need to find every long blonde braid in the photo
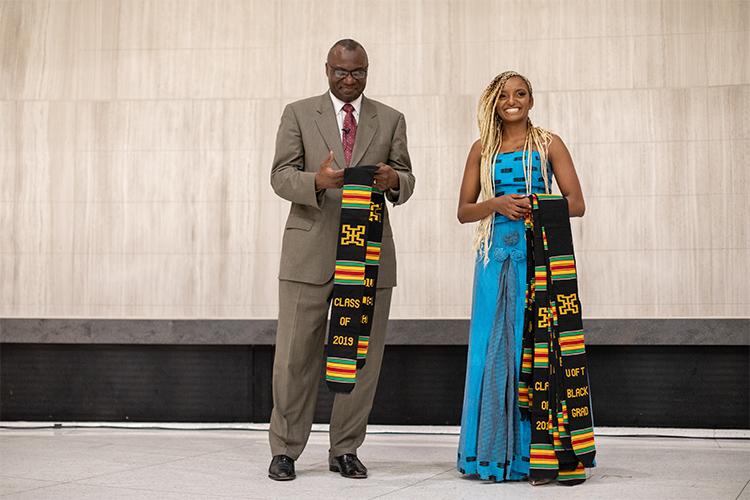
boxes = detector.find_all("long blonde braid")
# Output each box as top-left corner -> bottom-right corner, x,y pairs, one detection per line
473,71 -> 554,262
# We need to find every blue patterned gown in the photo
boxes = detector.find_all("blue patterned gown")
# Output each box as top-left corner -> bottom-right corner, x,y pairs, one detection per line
457,150 -> 552,482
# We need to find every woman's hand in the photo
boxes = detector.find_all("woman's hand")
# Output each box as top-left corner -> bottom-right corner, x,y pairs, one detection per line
488,194 -> 531,220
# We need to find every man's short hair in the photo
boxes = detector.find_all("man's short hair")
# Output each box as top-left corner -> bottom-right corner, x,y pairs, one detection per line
330,38 -> 364,53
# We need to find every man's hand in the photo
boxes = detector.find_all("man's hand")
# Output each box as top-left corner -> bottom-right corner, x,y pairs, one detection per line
315,151 -> 344,190
374,162 -> 399,191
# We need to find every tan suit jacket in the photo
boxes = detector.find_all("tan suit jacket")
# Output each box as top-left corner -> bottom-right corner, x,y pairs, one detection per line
271,93 -> 415,287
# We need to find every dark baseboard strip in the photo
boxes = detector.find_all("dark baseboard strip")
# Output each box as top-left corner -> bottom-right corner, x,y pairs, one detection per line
1,343 -> 747,426
0,318 -> 747,345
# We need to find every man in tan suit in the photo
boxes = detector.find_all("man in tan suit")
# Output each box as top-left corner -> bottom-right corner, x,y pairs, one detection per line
268,39 -> 415,481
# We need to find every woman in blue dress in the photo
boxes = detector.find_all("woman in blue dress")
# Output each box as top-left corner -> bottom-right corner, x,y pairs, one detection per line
456,71 -> 586,484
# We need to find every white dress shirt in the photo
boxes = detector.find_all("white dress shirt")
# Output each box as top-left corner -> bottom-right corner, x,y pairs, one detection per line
329,91 -> 362,140
327,91 -> 400,197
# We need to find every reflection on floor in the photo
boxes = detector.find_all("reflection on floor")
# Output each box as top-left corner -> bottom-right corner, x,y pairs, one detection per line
0,426 -> 748,499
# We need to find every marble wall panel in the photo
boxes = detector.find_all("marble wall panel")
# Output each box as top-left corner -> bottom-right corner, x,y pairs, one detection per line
727,140 -> 749,195
707,85 -> 750,140
15,101 -> 76,152
488,0 -> 666,40
508,35 -> 667,92
73,149 -> 276,203
57,251 -> 280,318
663,34 -> 708,88
73,0 -> 120,51
547,88 -> 712,145
74,47 -> 117,101
115,0 -> 196,50
448,2 -> 495,44
631,36 -> 668,90
1,0 -> 747,319
388,198 -> 473,255
72,99 -> 283,152
662,0 -> 708,34
576,170 -> 741,252
5,149 -> 76,202
579,247 -> 749,317
380,95 -> 476,149
705,0 -> 750,33
408,146 -> 469,201
2,0 -> 82,100
279,0 -> 453,49
390,250 -> 474,319
0,201 -> 74,255
707,31 -> 750,86
0,253 -> 76,317
572,139 -> 749,198
107,47 -> 282,100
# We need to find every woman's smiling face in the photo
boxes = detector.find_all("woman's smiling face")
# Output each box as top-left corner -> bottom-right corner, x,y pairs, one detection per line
495,76 -> 533,123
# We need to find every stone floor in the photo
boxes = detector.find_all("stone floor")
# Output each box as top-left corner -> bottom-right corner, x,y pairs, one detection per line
0,425 -> 748,499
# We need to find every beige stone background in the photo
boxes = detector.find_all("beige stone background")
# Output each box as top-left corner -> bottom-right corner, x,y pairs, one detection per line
0,0 -> 747,319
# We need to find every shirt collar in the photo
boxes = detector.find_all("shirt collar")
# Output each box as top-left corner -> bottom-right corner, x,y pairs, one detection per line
329,91 -> 363,115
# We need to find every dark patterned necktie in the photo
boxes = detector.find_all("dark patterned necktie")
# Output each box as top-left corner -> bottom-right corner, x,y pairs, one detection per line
342,103 -> 357,166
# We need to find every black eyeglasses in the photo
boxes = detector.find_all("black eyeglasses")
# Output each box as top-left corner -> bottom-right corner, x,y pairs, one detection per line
330,66 -> 368,80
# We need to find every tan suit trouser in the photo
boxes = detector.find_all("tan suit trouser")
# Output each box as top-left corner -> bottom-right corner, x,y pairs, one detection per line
269,278 -> 392,460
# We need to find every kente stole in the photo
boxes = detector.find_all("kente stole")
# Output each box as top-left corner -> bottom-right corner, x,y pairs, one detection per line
325,166 -> 384,393
519,194 -> 596,485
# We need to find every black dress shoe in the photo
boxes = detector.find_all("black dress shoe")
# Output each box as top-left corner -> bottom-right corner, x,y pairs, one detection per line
268,455 -> 295,481
329,453 -> 367,479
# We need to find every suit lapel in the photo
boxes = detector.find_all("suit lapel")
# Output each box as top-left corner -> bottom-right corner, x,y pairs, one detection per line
350,96 -> 378,167
314,93 -> 346,170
